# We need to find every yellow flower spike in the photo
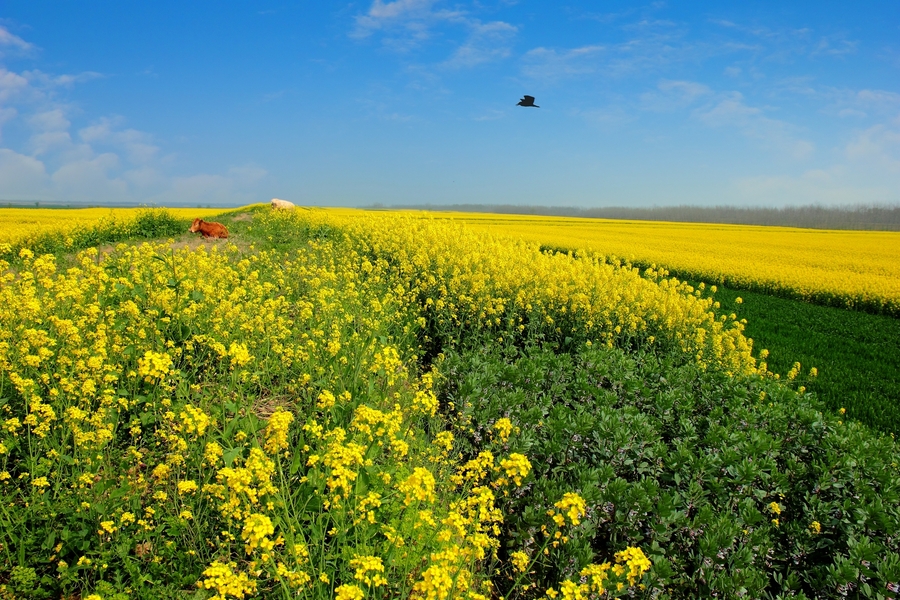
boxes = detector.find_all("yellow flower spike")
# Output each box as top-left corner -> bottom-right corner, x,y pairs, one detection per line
553,493 -> 587,526
335,584 -> 365,600
500,453 -> 531,486
399,467 -> 437,506
511,551 -> 529,573
350,555 -> 387,587
263,408 -> 294,454
199,561 -> 257,599
493,418 -> 513,443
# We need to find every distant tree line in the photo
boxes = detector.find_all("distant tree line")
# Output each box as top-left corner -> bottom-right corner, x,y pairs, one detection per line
380,203 -> 900,231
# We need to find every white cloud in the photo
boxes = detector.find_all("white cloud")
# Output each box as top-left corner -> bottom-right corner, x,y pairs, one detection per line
29,108 -> 70,132
473,109 -> 506,121
352,1 -> 515,68
0,28 -> 269,205
695,92 -> 815,159
576,106 -> 633,128
838,108 -> 867,118
0,107 -> 16,141
733,168 -> 897,206
0,148 -> 49,197
50,155 -> 129,202
810,86 -> 900,120
0,26 -> 35,55
163,164 -> 268,205
79,117 -> 160,164
811,36 -> 858,57
845,124 -> 900,171
0,67 -> 29,101
30,131 -> 75,156
122,166 -> 164,189
855,89 -> 900,111
352,0 -> 463,48
20,69 -> 104,92
696,92 -> 761,124
442,20 -> 517,68
521,45 -> 605,80
640,79 -> 711,111
367,0 -> 435,20
227,164 -> 268,185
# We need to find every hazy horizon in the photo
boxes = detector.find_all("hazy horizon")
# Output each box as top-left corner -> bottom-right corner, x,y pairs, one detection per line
1,1 -> 898,208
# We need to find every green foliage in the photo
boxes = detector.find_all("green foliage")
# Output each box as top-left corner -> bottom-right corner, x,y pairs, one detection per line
708,284 -> 900,435
439,341 -> 900,599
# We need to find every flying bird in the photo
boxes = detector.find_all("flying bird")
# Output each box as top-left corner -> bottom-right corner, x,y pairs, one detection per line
517,95 -> 539,108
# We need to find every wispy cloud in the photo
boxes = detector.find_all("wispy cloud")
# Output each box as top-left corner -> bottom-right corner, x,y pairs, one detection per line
846,123 -> 900,171
26,70 -> 104,87
708,18 -> 859,63
733,167 -> 895,206
640,79 -> 711,111
786,84 -> 900,119
351,0 -> 464,49
0,29 -> 268,203
442,20 -> 517,68
575,105 -> 634,128
0,26 -> 35,56
521,45 -> 605,80
811,36 -> 858,57
695,91 -> 815,159
79,117 -> 161,164
0,67 -> 30,101
352,1 -> 516,68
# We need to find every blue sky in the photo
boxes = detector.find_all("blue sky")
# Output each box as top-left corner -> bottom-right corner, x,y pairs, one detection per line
1,1 -> 899,207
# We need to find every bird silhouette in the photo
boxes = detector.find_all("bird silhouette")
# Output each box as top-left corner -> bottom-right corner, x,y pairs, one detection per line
517,95 -> 539,108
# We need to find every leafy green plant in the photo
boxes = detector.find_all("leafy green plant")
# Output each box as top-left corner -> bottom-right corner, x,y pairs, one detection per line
439,341 -> 900,598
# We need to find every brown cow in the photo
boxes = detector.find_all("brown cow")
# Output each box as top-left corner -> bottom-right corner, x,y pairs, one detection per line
188,218 -> 229,239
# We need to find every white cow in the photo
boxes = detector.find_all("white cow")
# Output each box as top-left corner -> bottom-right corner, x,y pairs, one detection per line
270,198 -> 296,210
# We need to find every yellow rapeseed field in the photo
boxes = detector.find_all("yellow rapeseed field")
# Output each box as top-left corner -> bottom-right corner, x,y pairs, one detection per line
299,209 -> 758,377
0,207 -> 229,244
0,209 -> 654,598
357,210 -> 900,315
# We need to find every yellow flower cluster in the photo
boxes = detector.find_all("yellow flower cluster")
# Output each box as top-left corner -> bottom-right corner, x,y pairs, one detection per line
547,546 -> 652,598
241,512 -> 275,556
499,453 -> 531,486
308,210 -> 758,375
263,408 -> 294,454
432,210 -> 900,315
0,206 -> 227,245
0,210 -> 658,599
137,350 -> 173,381
550,492 -> 587,526
208,447 -> 278,520
198,561 -> 257,600
399,467 -> 437,506
350,555 -> 387,587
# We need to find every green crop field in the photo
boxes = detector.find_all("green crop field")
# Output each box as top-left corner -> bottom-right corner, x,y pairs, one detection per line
706,285 -> 900,435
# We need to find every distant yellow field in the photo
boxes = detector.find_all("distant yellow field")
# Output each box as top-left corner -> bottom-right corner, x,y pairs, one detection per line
0,207 -> 230,244
4,205 -> 898,314
324,208 -> 900,314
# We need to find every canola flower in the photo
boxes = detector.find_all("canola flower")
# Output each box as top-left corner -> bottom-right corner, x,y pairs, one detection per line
546,547 -> 652,599
304,209 -> 759,376
0,206 -> 227,245
0,211 -> 658,599
416,210 -> 900,315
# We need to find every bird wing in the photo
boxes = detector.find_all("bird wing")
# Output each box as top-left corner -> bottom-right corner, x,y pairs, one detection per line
524,95 -> 535,102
